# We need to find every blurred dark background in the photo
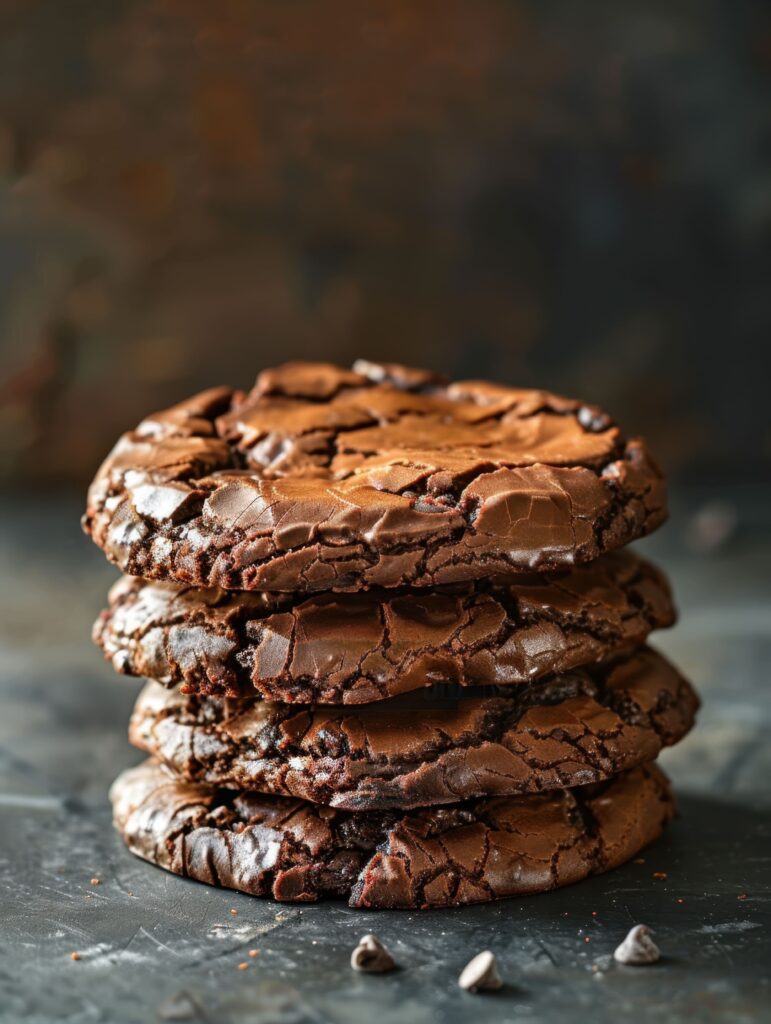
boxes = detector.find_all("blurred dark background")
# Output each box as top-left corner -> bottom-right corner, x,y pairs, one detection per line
1,0 -> 769,491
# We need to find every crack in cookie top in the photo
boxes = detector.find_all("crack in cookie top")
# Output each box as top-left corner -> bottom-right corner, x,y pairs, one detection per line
84,361 -> 667,592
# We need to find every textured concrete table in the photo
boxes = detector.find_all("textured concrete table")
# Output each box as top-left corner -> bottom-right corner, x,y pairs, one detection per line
1,491 -> 769,1024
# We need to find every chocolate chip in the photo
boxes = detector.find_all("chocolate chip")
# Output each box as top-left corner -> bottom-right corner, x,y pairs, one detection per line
613,924 -> 660,965
458,950 -> 503,992
350,934 -> 396,973
156,989 -> 205,1020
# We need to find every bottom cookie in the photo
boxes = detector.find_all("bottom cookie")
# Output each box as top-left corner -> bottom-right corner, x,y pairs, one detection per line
110,759 -> 674,909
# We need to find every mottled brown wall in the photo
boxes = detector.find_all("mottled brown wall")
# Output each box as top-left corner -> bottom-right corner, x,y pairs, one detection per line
1,0 -> 769,488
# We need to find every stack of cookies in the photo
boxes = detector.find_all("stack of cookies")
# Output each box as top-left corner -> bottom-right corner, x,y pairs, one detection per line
84,361 -> 698,910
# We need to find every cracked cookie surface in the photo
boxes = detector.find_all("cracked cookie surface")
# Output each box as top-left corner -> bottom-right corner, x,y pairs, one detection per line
83,361 -> 667,593
95,550 -> 675,702
111,758 -> 675,908
128,648 -> 697,810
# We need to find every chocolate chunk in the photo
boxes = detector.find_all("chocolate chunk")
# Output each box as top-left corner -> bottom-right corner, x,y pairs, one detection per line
94,551 -> 675,702
83,362 -> 667,593
127,648 -> 697,810
110,760 -> 676,909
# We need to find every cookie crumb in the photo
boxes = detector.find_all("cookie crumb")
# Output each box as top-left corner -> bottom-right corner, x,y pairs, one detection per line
737,893 -> 748,901
229,908 -> 238,916
613,925 -> 660,965
676,898 -> 684,904
652,871 -> 668,880
70,952 -> 80,961
633,858 -> 646,865
90,878 -> 101,886
458,951 -> 503,993
237,962 -> 248,971
248,949 -> 259,958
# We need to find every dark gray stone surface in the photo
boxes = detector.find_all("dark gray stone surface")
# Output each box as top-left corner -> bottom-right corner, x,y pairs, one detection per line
1,491 -> 769,1024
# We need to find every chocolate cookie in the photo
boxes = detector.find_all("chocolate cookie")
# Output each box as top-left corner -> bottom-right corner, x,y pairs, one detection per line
128,648 -> 697,810
95,549 -> 675,703
83,361 -> 666,593
111,759 -> 675,909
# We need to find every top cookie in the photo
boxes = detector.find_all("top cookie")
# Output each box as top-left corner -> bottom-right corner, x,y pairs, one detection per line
83,361 -> 667,593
